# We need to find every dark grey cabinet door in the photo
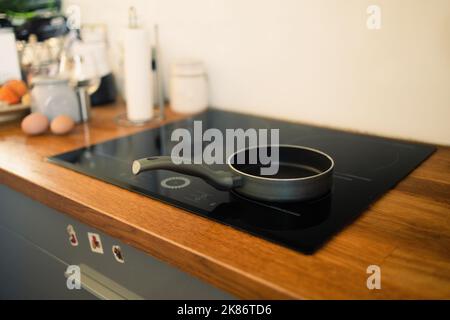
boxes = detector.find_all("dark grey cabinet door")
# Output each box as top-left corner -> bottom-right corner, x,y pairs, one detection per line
0,185 -> 233,299
0,224 -> 95,299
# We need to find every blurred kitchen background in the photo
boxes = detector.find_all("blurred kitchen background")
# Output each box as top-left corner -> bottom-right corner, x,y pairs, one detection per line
1,0 -> 449,144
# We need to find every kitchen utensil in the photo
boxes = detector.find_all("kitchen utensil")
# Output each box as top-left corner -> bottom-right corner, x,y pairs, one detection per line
132,145 -> 334,202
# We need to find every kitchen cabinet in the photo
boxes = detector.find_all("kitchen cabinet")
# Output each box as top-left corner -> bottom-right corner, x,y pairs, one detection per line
0,184 -> 233,299
0,223 -> 95,299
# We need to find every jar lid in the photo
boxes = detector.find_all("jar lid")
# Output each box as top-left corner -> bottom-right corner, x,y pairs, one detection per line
31,75 -> 70,86
171,59 -> 205,76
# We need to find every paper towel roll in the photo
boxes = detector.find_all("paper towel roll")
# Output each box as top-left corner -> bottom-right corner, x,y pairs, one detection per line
124,27 -> 153,122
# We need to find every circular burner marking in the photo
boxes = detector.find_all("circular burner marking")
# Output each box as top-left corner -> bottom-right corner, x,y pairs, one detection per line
161,176 -> 191,189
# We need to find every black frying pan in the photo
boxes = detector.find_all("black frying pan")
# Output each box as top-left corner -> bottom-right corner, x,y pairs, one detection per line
132,145 -> 334,202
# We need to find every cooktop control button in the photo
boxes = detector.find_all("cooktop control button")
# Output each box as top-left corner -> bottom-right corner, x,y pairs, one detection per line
161,176 -> 191,189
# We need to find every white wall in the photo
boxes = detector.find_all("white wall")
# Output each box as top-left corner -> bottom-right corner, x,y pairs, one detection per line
64,0 -> 450,145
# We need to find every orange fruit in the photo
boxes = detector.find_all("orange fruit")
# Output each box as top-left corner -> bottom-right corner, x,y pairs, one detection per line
5,79 -> 28,97
0,85 -> 20,105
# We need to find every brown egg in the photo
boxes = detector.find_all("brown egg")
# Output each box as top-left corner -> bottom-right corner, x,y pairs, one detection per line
21,113 -> 49,135
50,115 -> 75,135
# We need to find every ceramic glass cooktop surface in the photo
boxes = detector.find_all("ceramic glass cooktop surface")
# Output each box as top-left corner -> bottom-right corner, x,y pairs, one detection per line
49,109 -> 435,253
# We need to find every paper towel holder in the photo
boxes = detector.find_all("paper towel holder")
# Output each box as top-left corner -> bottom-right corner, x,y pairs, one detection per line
116,9 -> 165,127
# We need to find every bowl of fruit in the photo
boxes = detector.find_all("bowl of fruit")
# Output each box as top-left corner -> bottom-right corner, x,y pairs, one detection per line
0,79 -> 30,123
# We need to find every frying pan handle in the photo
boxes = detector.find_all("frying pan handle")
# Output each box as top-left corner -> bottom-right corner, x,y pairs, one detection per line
132,156 -> 242,191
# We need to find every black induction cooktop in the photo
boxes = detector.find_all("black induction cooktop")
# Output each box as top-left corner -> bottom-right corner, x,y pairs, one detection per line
48,109 -> 435,254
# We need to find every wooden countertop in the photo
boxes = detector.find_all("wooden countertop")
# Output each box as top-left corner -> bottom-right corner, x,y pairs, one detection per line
0,101 -> 449,299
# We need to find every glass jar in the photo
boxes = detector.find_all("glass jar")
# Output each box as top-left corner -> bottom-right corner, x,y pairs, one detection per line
170,60 -> 208,114
30,76 -> 80,122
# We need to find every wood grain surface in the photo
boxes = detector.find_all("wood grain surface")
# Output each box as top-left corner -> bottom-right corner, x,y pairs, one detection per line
0,101 -> 449,299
